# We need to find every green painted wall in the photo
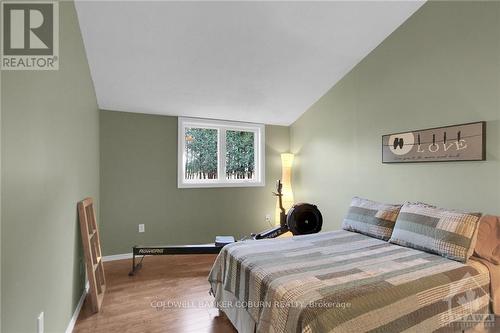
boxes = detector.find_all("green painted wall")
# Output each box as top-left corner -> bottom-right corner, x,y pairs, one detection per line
290,1 -> 500,231
1,2 -> 99,332
100,110 -> 289,255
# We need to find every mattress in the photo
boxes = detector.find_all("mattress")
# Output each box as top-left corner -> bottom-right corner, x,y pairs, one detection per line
208,230 -> 492,333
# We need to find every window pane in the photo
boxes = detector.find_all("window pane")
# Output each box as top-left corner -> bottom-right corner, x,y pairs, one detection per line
184,128 -> 218,180
226,130 -> 255,180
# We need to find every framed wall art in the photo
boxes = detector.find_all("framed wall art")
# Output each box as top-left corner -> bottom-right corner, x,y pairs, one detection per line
382,121 -> 486,163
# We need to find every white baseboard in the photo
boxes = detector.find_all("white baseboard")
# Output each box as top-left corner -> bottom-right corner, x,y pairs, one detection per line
102,253 -> 132,262
65,281 -> 89,333
64,252 -> 129,333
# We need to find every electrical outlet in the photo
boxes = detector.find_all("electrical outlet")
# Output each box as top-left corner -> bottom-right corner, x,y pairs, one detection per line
37,312 -> 44,333
265,215 -> 271,223
138,224 -> 145,233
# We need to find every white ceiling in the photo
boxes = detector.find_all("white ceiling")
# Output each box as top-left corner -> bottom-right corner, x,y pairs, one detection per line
76,1 -> 424,126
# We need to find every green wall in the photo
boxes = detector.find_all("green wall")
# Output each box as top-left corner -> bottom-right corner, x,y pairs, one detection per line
100,110 -> 289,255
1,2 -> 99,332
290,0 -> 500,232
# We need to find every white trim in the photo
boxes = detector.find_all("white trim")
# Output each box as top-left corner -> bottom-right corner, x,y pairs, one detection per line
65,254 -> 132,332
102,253 -> 133,262
177,117 -> 265,188
65,281 -> 89,333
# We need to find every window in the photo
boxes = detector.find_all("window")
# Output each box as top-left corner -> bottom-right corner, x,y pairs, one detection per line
178,117 -> 265,188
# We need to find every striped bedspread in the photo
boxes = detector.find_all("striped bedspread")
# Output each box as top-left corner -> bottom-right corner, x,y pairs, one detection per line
208,230 -> 491,333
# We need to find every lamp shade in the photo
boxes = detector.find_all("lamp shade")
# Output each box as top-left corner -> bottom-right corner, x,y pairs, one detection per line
276,153 -> 294,224
281,153 -> 294,168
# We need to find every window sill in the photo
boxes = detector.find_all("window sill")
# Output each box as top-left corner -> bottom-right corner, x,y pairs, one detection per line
177,180 -> 265,189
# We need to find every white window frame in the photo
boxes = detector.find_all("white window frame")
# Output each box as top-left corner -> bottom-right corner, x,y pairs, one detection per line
178,117 -> 265,188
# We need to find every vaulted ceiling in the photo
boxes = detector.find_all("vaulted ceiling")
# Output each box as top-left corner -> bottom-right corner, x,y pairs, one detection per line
76,1 -> 424,125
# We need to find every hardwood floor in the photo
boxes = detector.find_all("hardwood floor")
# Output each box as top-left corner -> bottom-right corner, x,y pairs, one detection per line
73,255 -> 237,333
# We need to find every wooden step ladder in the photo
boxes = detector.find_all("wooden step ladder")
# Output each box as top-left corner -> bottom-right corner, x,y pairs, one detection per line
78,197 -> 106,313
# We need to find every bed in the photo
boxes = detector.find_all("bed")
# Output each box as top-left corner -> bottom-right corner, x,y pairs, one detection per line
208,230 -> 493,333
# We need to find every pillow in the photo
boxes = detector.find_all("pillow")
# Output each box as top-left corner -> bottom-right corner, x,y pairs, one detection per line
473,215 -> 500,264
342,197 -> 402,241
389,202 -> 481,263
